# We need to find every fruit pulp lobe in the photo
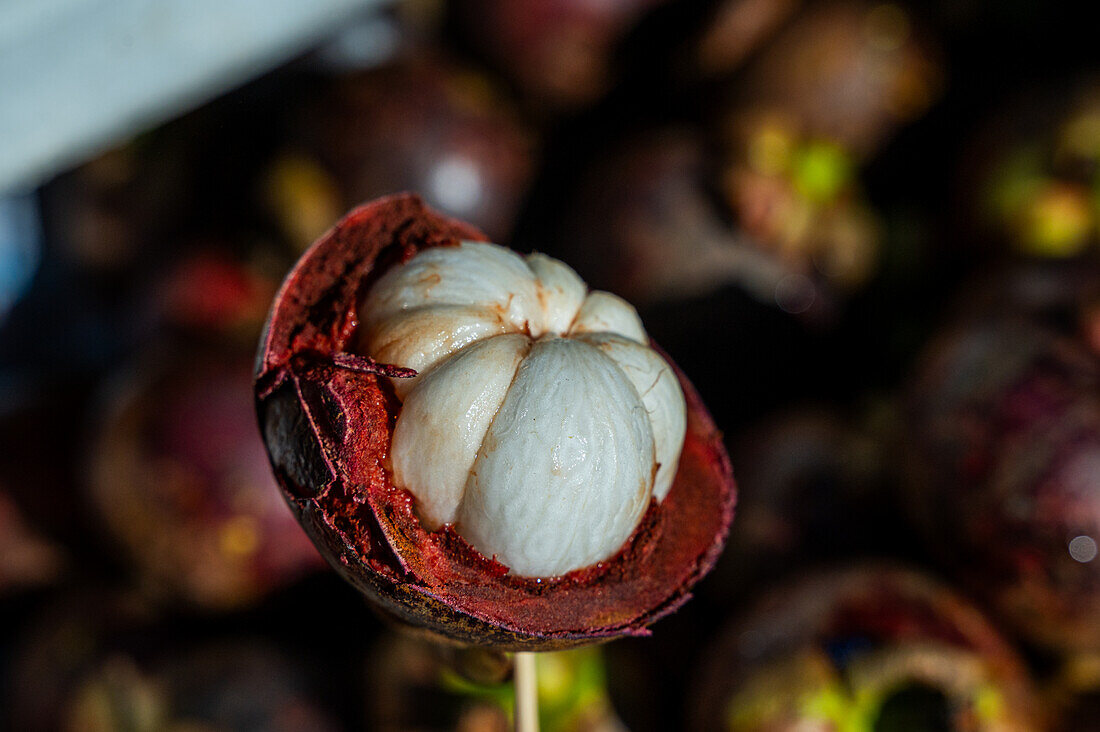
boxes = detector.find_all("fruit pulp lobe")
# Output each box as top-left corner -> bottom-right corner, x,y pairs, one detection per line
391,333 -> 531,528
568,291 -> 647,343
526,252 -> 586,334
572,333 -> 686,501
363,305 -> 509,399
357,239 -> 689,577
456,336 -> 656,577
360,240 -> 540,330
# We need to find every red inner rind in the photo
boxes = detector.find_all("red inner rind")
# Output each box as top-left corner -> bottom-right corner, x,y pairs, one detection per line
256,193 -> 736,640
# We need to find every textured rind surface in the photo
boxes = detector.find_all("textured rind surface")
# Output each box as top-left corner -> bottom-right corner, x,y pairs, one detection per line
254,194 -> 736,649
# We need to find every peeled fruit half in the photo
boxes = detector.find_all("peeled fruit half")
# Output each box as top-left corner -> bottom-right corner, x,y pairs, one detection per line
254,194 -> 735,649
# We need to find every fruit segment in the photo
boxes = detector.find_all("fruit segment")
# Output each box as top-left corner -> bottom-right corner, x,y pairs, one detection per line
360,240 -> 685,576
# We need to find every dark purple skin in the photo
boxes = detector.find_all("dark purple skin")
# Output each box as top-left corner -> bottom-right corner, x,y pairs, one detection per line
253,194 -> 736,650
291,56 -> 537,244
690,565 -> 1044,731
907,316 -> 1100,652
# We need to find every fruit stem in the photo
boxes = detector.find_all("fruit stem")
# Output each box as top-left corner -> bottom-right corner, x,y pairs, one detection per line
514,651 -> 539,732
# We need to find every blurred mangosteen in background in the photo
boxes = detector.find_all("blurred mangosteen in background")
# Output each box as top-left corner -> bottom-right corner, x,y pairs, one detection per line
963,80 -> 1100,260
691,564 -> 1045,731
137,246 -> 284,345
703,406 -> 898,607
3,594 -> 342,732
557,129 -> 803,315
39,140 -> 192,279
366,632 -> 624,732
709,0 -> 940,298
265,55 -> 537,249
906,315 -> 1100,654
718,1 -> 940,159
0,484 -> 64,594
87,338 -> 323,610
716,111 -> 883,299
557,4 -> 940,326
451,0 -> 672,114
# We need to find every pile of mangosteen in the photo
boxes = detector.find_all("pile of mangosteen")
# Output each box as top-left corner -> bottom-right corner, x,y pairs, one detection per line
5,1 -> 1100,730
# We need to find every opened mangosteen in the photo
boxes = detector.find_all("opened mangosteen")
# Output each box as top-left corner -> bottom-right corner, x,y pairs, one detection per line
691,564 -> 1045,731
254,194 -> 735,649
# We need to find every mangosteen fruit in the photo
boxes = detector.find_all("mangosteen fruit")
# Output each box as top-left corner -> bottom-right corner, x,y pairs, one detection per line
719,1 -> 940,159
907,316 -> 1100,653
254,194 -> 735,649
89,340 -> 324,610
691,564 -> 1045,731
270,56 -> 537,249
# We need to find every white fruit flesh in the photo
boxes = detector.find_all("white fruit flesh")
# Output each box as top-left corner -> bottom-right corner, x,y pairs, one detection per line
360,241 -> 687,577
572,333 -> 687,502
390,334 -> 530,527
458,337 -> 654,577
